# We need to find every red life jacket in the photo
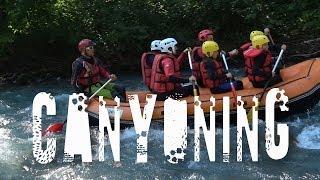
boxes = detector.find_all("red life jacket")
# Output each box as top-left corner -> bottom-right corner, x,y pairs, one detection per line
141,51 -> 159,87
240,42 -> 253,74
150,54 -> 181,93
200,58 -> 226,89
191,46 -> 204,80
72,57 -> 102,87
244,48 -> 272,82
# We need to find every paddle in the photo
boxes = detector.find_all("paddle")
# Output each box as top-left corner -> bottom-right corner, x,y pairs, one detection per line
42,119 -> 66,137
247,48 -> 285,122
265,28 -> 286,68
264,28 -> 275,45
42,79 -> 113,137
85,78 -> 113,103
187,51 -> 198,96
221,53 -> 238,106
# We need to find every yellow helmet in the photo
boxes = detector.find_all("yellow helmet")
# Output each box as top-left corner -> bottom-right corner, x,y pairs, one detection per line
250,30 -> 264,40
252,35 -> 269,49
202,41 -> 219,57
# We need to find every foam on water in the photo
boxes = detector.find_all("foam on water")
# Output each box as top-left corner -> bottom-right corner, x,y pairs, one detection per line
0,100 -> 11,109
0,78 -> 320,179
39,165 -> 80,180
0,128 -> 17,164
297,125 -> 320,149
120,127 -> 138,140
0,115 -> 14,126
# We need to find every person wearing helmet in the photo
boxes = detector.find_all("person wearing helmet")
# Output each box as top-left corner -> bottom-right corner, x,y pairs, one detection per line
149,38 -> 196,101
141,40 -> 162,91
243,35 -> 286,88
200,41 -> 243,94
190,29 -> 214,87
71,39 -> 126,102
239,30 -> 265,51
239,30 -> 266,75
192,29 -> 238,87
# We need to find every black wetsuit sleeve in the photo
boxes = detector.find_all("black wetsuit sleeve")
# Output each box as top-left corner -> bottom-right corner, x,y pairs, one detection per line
206,60 -> 227,80
269,44 -> 281,53
168,75 -> 189,83
146,54 -> 155,67
71,60 -> 85,93
252,54 -> 272,78
224,52 -> 231,59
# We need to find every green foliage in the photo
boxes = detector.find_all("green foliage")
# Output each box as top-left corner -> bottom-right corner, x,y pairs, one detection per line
0,0 -> 319,74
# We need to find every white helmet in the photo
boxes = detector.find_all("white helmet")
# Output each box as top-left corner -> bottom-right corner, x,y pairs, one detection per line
160,38 -> 178,54
150,40 -> 161,51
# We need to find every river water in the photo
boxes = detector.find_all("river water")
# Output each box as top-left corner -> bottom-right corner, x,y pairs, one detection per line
0,72 -> 320,179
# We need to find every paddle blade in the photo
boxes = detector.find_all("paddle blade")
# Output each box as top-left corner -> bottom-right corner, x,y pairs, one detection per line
230,83 -> 238,105
193,88 -> 198,96
247,102 -> 260,124
42,122 -> 65,137
247,108 -> 253,124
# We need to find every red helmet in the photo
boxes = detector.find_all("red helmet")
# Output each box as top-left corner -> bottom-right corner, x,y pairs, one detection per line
78,39 -> 96,52
198,29 -> 214,42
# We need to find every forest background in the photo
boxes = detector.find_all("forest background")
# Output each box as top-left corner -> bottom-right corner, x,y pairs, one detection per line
0,0 -> 319,85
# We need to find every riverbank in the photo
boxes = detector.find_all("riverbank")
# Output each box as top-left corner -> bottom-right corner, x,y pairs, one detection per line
0,42 -> 319,86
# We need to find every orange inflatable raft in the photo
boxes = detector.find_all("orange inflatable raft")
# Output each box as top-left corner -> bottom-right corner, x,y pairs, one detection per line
86,58 -> 320,125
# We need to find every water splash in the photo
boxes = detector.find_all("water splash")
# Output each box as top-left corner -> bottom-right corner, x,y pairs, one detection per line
297,125 -> 320,149
0,100 -> 11,110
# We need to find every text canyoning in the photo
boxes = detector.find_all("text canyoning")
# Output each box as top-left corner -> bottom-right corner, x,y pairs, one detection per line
32,88 -> 289,164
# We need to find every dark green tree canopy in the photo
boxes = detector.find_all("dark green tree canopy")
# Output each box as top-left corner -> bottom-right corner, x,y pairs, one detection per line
1,0 -> 319,76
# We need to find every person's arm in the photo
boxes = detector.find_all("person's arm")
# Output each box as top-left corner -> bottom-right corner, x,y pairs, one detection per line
176,51 -> 187,65
98,65 -> 110,78
252,54 -> 272,77
168,76 -> 189,83
176,47 -> 192,65
96,58 -> 111,78
162,58 -> 189,83
269,44 -> 282,53
218,51 -> 231,61
71,60 -> 85,93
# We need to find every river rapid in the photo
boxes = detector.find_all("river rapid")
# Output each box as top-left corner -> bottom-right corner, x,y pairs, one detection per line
0,72 -> 320,179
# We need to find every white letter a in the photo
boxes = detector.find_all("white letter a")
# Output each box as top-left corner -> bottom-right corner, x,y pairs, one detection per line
64,93 -> 92,162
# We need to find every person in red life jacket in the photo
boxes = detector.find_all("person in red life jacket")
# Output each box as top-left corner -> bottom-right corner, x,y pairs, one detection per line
239,30 -> 265,75
243,35 -> 287,88
71,39 -> 126,102
141,40 -> 161,91
191,29 -> 214,87
200,41 -> 243,94
149,38 -> 196,101
239,30 -> 265,52
192,29 -> 239,87
240,28 -> 284,75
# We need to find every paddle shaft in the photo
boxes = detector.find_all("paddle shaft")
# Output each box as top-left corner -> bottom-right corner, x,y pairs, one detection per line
43,77 -> 113,136
259,48 -> 285,102
88,79 -> 113,101
267,33 -> 275,45
268,31 -> 285,67
222,53 -> 238,104
222,54 -> 229,71
187,51 -> 198,96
